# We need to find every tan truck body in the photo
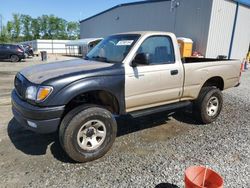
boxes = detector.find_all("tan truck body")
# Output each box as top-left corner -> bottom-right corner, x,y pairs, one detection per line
122,32 -> 241,112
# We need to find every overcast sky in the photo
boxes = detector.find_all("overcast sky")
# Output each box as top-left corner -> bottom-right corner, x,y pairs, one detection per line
0,0 -> 140,24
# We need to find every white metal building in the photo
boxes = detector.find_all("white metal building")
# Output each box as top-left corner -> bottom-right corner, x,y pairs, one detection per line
80,0 -> 250,59
20,39 -> 71,54
65,38 -> 102,56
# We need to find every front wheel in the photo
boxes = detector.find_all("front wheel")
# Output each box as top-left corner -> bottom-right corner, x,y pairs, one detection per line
59,105 -> 117,162
193,87 -> 223,124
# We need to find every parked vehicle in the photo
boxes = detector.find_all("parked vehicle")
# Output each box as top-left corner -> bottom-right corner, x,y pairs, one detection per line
20,44 -> 34,57
0,44 -> 25,62
11,31 -> 241,162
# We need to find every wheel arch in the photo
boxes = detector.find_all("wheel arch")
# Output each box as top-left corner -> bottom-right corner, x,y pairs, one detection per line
201,76 -> 224,91
63,89 -> 121,116
45,76 -> 126,115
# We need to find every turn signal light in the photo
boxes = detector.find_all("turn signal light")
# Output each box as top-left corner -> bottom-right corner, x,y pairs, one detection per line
37,87 -> 53,101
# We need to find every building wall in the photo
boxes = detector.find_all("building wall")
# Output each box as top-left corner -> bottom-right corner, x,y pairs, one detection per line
230,4 -> 250,59
80,0 -> 212,55
36,40 -> 70,54
20,40 -> 70,54
174,0 -> 213,55
206,0 -> 250,59
80,0 -> 249,59
80,1 -> 176,38
206,0 -> 236,58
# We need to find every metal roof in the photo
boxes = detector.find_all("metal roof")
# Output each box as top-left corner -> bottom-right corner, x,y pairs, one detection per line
65,38 -> 103,46
79,0 -> 170,23
79,0 -> 249,24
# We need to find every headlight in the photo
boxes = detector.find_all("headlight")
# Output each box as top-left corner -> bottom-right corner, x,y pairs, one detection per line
25,86 -> 53,102
25,86 -> 37,100
36,86 -> 53,101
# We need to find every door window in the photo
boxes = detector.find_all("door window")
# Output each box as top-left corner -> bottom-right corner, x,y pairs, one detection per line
0,45 -> 7,50
137,36 -> 175,64
5,45 -> 11,50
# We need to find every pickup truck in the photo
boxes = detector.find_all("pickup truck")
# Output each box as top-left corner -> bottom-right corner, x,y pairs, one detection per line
11,31 -> 241,162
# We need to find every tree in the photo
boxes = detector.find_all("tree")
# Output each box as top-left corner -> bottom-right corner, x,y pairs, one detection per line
0,13 -> 80,43
38,15 -> 49,39
56,18 -> 67,39
47,15 -> 68,39
12,13 -> 21,41
47,15 -> 57,38
67,21 -> 80,40
31,18 -> 40,39
6,21 -> 14,38
0,26 -> 9,43
21,14 -> 32,41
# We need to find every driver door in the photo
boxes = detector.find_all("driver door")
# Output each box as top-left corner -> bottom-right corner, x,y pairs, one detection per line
125,36 -> 183,112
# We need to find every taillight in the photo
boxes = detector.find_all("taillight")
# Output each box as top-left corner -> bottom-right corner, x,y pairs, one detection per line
239,63 -> 243,82
17,48 -> 23,53
240,65 -> 242,76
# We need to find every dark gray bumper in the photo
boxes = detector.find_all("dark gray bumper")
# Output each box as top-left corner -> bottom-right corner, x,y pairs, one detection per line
11,90 -> 65,134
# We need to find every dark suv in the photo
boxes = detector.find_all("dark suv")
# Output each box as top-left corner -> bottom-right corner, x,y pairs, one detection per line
0,44 -> 25,62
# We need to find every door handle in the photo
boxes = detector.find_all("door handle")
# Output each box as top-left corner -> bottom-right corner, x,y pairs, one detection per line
170,70 -> 178,75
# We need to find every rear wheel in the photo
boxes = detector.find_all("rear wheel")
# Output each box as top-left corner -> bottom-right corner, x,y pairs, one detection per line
10,55 -> 19,62
193,87 -> 223,124
59,105 -> 117,162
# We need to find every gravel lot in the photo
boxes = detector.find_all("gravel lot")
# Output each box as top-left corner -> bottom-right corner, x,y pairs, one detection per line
0,57 -> 249,188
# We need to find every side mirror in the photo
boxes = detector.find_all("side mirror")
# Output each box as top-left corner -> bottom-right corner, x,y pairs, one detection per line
132,53 -> 151,67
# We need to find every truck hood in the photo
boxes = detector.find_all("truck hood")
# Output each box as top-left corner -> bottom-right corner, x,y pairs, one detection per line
20,59 -> 120,84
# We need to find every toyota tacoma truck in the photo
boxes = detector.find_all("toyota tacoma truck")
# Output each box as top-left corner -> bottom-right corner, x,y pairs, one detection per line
11,31 -> 241,162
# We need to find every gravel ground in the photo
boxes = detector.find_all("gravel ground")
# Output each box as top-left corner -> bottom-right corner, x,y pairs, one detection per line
0,59 -> 249,187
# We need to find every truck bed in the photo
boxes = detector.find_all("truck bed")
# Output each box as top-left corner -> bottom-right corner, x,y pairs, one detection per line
181,58 -> 241,101
182,57 -> 234,63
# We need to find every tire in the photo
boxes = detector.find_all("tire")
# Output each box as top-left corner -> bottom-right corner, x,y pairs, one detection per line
193,87 -> 223,124
10,55 -> 19,62
59,105 -> 117,162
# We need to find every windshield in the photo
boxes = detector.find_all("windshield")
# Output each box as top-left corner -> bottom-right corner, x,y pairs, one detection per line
85,34 -> 140,63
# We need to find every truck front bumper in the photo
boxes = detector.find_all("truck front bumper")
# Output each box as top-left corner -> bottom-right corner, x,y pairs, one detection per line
11,90 -> 65,134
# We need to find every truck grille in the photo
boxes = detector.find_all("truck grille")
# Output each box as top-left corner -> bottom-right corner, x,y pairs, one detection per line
14,74 -> 26,98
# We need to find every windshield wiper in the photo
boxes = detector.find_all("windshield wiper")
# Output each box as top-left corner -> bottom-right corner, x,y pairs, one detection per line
91,56 -> 111,63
